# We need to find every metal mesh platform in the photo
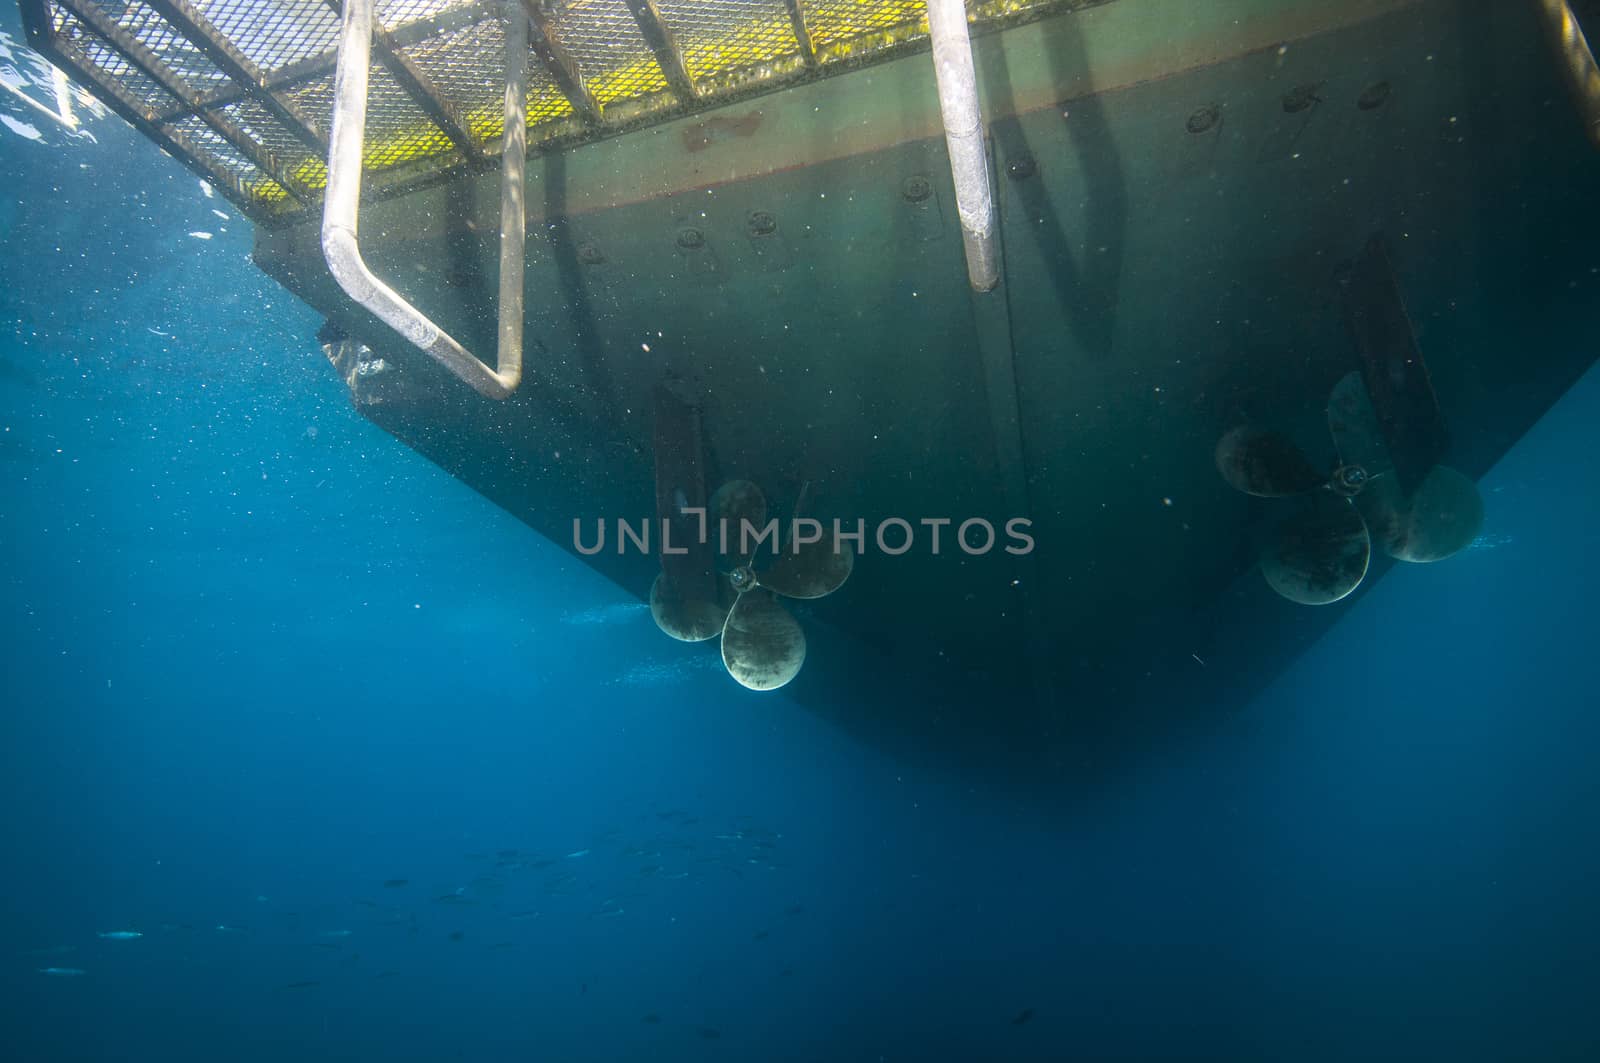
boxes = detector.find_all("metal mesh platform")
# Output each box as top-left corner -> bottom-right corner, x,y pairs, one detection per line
19,0 -> 1085,222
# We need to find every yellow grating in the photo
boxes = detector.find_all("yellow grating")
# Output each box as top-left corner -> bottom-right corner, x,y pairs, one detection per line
805,0 -> 926,52
377,0 -> 478,31
109,0 -> 231,89
286,151 -> 330,192
525,82 -> 576,129
360,58 -> 460,168
546,0 -> 671,107
219,95 -> 318,171
656,0 -> 799,82
466,81 -> 576,143
283,69 -> 339,128
61,17 -> 180,112
35,0 -> 1082,220
192,0 -> 341,72
405,16 -> 574,142
974,0 -> 1077,19
406,14 -> 507,118
168,110 -> 288,201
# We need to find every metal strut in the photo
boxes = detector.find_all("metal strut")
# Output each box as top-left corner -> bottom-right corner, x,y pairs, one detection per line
926,0 -> 999,292
322,0 -> 526,400
1537,0 -> 1600,149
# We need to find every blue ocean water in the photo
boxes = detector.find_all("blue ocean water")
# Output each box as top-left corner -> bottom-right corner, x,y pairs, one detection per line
4,17 -> 1600,1063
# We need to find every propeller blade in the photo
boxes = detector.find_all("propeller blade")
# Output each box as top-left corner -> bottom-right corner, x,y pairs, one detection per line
760,533 -> 854,600
711,479 -> 768,529
1214,425 -> 1324,497
1360,464 -> 1484,563
1325,370 -> 1392,477
720,591 -> 806,691
710,479 -> 769,570
649,572 -> 731,642
1261,493 -> 1371,605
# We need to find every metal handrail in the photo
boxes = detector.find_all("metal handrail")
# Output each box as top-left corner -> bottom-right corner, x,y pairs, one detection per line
322,0 -> 526,400
1538,0 -> 1600,150
927,0 -> 999,292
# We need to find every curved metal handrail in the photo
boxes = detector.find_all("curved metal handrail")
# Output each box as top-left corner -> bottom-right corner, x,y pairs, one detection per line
322,0 -> 526,399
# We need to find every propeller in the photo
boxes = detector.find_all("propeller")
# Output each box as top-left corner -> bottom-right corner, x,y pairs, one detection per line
1215,371 -> 1483,605
649,479 -> 854,691
1356,464 -> 1484,564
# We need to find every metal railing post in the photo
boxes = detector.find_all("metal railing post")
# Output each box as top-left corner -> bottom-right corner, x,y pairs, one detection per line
322,0 -> 526,399
926,0 -> 999,292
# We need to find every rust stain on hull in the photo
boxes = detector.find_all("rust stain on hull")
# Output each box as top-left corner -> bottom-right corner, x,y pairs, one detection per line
682,110 -> 765,153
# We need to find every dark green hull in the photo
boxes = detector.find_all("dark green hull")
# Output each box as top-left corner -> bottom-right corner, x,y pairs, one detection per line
255,0 -> 1600,792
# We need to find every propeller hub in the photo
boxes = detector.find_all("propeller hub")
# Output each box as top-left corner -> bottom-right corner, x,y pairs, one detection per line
1330,463 -> 1369,497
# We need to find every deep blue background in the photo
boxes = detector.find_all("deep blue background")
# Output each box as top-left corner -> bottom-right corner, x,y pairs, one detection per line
3,16 -> 1598,1061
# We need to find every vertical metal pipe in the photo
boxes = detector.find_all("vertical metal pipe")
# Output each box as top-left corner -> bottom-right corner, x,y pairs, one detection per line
322,0 -> 524,399
926,0 -> 999,292
498,3 -> 528,383
322,0 -> 382,306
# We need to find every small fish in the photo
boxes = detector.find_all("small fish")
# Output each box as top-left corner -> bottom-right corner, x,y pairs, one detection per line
448,930 -> 464,942
39,967 -> 87,977
642,1013 -> 662,1024
280,980 -> 320,990
319,930 -> 352,938
565,849 -> 590,859
97,931 -> 142,941
697,1027 -> 722,1040
1011,1008 -> 1036,1026
383,879 -> 409,888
